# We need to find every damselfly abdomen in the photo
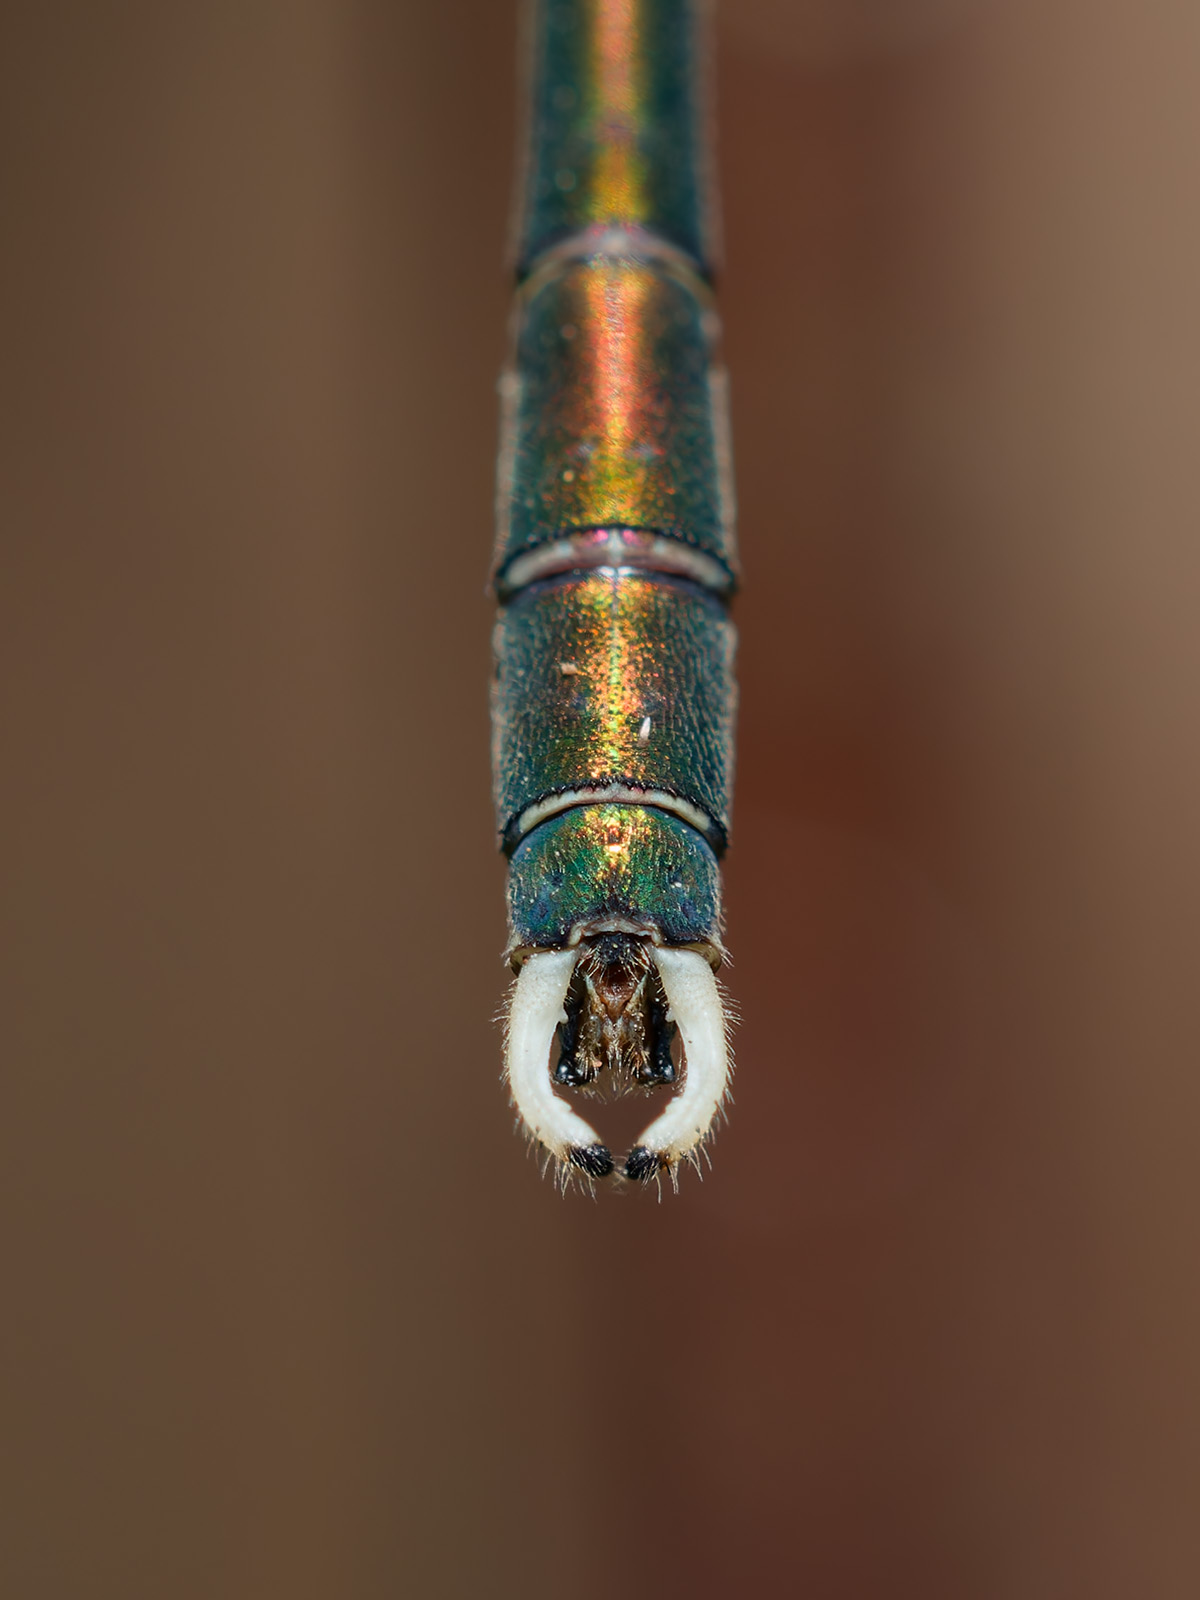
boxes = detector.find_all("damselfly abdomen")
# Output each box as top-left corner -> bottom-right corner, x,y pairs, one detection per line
492,0 -> 737,1186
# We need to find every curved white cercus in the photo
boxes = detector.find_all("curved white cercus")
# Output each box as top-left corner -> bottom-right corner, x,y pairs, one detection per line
636,948 -> 729,1163
505,949 -> 606,1169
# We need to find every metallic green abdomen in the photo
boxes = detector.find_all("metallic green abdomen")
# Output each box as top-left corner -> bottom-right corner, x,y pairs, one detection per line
492,0 -> 736,962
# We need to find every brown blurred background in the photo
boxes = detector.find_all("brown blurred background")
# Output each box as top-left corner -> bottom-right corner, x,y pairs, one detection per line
4,1 -> 1200,1594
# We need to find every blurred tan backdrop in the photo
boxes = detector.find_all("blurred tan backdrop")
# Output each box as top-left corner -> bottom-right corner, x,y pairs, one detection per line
4,1 -> 1199,1595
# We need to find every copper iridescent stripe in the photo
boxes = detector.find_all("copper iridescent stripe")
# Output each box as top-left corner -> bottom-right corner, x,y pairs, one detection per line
586,0 -> 647,226
581,261 -> 653,520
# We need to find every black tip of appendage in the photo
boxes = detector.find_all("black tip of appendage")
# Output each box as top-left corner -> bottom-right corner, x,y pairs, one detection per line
624,1145 -> 661,1183
568,1143 -> 614,1179
554,1057 -> 588,1087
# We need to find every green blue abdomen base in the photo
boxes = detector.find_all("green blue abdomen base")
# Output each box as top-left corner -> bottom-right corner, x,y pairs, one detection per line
507,804 -> 722,955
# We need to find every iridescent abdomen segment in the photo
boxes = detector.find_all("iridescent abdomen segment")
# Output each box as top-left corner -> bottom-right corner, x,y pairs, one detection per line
493,569 -> 734,852
516,0 -> 710,272
495,258 -> 733,586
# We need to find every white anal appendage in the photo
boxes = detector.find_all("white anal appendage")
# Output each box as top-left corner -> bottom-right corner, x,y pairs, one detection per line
505,948 -> 614,1178
631,947 -> 729,1171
